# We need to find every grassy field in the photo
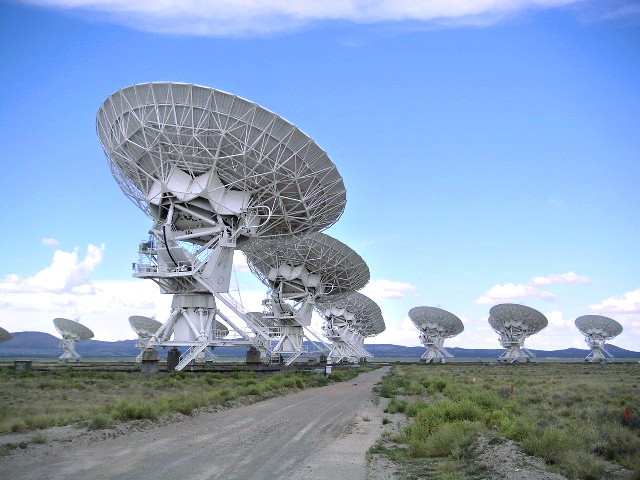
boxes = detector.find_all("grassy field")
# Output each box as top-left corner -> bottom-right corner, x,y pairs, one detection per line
0,366 -> 369,436
372,362 -> 640,480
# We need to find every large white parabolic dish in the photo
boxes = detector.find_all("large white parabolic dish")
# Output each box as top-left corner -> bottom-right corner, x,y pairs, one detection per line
53,318 -> 94,340
575,315 -> 622,340
408,306 -> 464,338
129,316 -> 163,337
318,291 -> 385,336
242,233 -> 370,298
97,82 -> 346,240
488,304 -> 547,336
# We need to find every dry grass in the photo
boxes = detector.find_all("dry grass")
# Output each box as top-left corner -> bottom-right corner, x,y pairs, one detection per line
374,362 -> 640,480
0,366 -> 369,435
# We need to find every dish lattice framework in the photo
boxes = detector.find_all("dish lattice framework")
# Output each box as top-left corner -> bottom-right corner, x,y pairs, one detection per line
408,306 -> 464,338
317,291 -> 384,362
97,82 -> 349,371
129,316 -> 163,337
242,232 -> 370,298
0,327 -> 11,342
575,314 -> 623,362
97,82 -> 346,239
318,291 -> 385,337
53,318 -> 94,360
408,306 -> 464,362
488,304 -> 547,361
53,318 -> 94,340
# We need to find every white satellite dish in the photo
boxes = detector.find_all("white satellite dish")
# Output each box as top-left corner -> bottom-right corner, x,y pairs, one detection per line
53,317 -> 94,360
317,291 -> 385,363
242,233 -> 370,365
488,304 -> 547,363
575,315 -> 623,363
98,82 -> 347,370
408,306 -> 464,364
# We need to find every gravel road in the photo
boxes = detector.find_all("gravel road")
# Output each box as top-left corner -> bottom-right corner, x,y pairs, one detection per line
1,366 -> 389,480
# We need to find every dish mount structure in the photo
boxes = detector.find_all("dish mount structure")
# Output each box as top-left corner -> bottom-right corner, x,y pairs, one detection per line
489,304 -> 547,363
317,291 -> 385,363
408,306 -> 464,363
53,318 -> 94,360
98,82 -> 352,370
575,315 -> 623,363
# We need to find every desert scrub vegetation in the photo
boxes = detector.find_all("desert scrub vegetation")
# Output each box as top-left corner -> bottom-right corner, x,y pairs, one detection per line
0,365 -> 373,434
375,362 -> 640,479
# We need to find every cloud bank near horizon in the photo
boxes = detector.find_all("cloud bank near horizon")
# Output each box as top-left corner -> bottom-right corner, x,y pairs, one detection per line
21,0 -> 585,36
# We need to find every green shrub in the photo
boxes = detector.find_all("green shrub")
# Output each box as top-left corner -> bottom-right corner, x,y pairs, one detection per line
111,400 -> 159,421
386,398 -> 407,414
409,420 -> 484,458
88,414 -> 113,430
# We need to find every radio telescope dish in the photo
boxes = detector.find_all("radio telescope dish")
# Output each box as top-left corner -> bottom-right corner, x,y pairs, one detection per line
53,318 -> 94,360
317,292 -> 384,362
575,315 -> 623,363
129,316 -> 163,337
242,232 -> 370,299
408,306 -> 464,364
488,304 -> 547,362
98,82 -> 348,370
97,82 -> 346,239
0,327 -> 11,342
242,233 -> 369,364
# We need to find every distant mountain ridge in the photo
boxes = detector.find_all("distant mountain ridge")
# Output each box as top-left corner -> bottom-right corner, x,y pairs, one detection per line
0,332 -> 638,359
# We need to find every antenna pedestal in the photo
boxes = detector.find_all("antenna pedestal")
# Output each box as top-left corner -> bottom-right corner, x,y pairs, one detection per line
58,338 -> 80,361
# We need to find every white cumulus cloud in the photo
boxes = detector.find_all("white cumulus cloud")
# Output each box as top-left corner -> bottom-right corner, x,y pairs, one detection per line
477,271 -> 590,305
361,279 -> 417,300
477,282 -> 557,305
531,272 -> 590,285
0,244 -> 105,294
589,288 -> 640,315
544,310 -> 573,327
21,0 -> 582,36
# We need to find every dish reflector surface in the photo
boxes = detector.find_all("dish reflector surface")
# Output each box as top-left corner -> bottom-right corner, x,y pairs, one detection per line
408,306 -> 464,337
53,318 -> 94,340
488,304 -> 547,335
242,233 -> 369,297
318,291 -> 385,336
575,315 -> 622,339
129,316 -> 163,337
97,82 -> 346,238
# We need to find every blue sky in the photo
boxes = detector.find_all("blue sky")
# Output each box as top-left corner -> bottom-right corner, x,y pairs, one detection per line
1,0 -> 639,351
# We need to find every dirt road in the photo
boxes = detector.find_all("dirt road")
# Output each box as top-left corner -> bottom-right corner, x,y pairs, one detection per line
1,367 -> 389,480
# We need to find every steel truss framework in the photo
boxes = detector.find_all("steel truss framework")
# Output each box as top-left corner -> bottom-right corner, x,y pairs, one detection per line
53,318 -> 94,361
97,82 -> 349,370
317,292 -> 385,363
575,315 -> 623,363
408,307 -> 464,364
489,304 -> 547,363
242,233 -> 371,365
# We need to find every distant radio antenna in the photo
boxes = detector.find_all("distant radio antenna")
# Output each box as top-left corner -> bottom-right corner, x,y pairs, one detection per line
53,318 -> 94,361
488,304 -> 547,363
317,292 -> 385,363
575,315 -> 622,363
408,307 -> 464,364
242,232 -> 371,365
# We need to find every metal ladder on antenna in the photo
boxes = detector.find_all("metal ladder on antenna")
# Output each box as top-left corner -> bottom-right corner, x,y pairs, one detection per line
176,343 -> 210,371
